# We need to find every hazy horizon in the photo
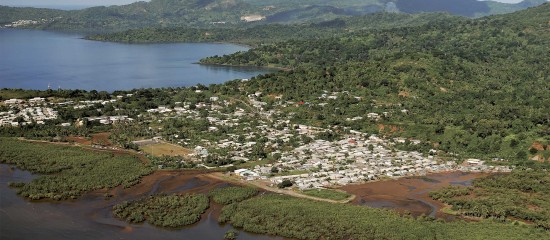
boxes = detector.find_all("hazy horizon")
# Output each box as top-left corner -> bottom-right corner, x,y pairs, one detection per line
0,0 -> 533,9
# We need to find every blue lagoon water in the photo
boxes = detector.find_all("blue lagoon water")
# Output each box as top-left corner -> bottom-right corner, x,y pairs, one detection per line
0,29 -> 270,92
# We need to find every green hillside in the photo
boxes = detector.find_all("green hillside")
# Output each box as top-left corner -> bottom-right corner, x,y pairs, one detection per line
87,12 -> 461,45
200,3 -> 550,161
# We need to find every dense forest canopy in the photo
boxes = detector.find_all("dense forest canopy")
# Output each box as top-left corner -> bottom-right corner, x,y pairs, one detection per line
87,12 -> 462,45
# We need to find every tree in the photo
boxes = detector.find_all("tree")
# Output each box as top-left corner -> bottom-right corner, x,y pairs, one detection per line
278,180 -> 293,188
224,229 -> 239,240
227,166 -> 237,172
516,150 -> 528,160
510,139 -> 519,148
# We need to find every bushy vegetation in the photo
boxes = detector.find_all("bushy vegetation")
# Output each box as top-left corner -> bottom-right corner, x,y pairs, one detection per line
220,194 -> 550,240
0,124 -> 91,141
430,168 -> 550,229
301,189 -> 351,201
112,194 -> 209,227
209,186 -> 258,205
0,138 -> 153,200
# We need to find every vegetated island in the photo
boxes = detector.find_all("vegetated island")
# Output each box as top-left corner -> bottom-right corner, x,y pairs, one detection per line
113,193 -> 209,227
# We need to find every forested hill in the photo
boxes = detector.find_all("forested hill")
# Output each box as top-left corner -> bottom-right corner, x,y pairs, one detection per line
201,3 -> 550,161
0,0 -> 547,32
86,12 -> 462,46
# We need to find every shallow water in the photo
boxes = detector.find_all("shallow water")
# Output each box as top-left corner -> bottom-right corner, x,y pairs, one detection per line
0,164 -> 280,240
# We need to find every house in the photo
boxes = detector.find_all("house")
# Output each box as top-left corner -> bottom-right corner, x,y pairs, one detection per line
241,15 -> 265,22
29,97 -> 45,104
4,99 -> 23,105
466,159 -> 483,166
234,169 -> 260,179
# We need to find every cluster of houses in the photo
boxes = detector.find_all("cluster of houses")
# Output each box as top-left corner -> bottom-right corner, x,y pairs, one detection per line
140,94 -> 326,167
72,99 -> 117,109
2,89 -> 514,189
4,19 -> 44,27
1,95 -> 138,127
137,90 -> 511,190
1,98 -> 58,126
236,134 -> 511,190
0,89 -> 509,190
85,115 -> 133,125
3,16 -> 63,28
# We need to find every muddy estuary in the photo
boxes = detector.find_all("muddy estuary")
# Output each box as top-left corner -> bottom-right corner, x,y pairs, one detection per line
0,164 -> 280,240
1,163 -> 490,239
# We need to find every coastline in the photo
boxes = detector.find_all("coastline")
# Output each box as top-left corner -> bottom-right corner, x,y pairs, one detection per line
197,62 -> 291,72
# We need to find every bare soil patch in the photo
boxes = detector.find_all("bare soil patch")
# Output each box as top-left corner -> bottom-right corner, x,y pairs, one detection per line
91,132 -> 112,146
66,136 -> 92,145
140,142 -> 193,157
340,172 -> 489,219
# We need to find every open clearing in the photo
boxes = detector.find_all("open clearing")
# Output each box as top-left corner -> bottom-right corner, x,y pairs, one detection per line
140,142 -> 193,157
340,172 -> 489,218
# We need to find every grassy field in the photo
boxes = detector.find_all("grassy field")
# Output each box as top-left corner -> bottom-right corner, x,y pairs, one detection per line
234,159 -> 272,168
140,142 -> 193,157
301,189 -> 352,201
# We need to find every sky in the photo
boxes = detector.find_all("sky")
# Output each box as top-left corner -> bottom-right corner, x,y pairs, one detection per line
0,0 -> 533,8
0,0 -> 150,8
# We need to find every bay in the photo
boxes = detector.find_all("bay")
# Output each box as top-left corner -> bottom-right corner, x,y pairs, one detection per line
0,29 -> 271,92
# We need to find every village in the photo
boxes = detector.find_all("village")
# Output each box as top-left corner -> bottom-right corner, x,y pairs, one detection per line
2,17 -> 62,28
130,90 -> 514,189
1,91 -> 512,191
1,96 -> 135,127
1,97 -> 58,126
241,135 -> 511,190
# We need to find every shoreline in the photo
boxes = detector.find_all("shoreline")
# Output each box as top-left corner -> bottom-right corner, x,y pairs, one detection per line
196,62 -> 291,72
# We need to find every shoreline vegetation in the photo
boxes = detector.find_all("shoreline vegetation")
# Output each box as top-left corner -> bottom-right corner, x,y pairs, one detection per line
219,194 -> 550,240
113,193 -> 209,228
197,61 -> 292,72
0,138 -> 153,200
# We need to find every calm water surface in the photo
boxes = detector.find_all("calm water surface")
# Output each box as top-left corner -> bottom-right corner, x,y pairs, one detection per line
0,164 -> 280,240
0,29 -> 271,92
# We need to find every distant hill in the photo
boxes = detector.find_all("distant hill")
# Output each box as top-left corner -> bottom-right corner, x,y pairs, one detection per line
394,0 -> 548,17
87,12 -> 461,45
0,0 -> 547,32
